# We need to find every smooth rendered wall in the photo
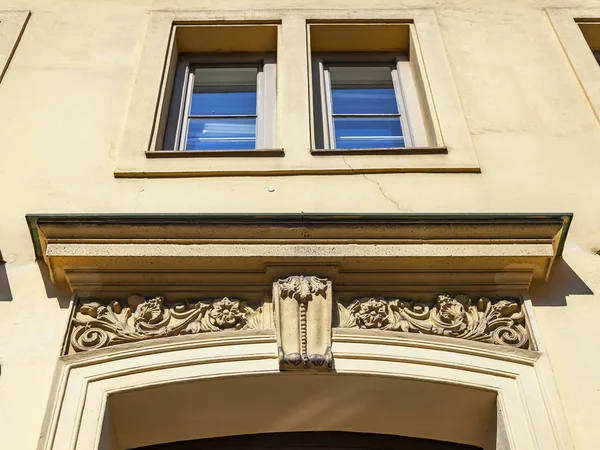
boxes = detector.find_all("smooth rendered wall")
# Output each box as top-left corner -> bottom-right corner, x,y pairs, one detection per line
0,0 -> 599,448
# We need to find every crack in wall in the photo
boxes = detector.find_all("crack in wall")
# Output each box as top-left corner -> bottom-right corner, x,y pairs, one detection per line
361,173 -> 408,212
341,156 -> 412,212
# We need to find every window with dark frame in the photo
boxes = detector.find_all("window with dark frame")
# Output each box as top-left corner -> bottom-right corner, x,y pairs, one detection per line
312,53 -> 428,151
324,63 -> 411,149
163,53 -> 276,152
577,21 -> 600,67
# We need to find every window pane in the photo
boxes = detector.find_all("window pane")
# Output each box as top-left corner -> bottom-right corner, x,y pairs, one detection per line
333,117 -> 404,149
190,67 -> 258,116
329,66 -> 398,115
185,118 -> 256,150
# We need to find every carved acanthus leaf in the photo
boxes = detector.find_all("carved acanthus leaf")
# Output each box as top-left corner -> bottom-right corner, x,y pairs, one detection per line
338,294 -> 530,349
277,275 -> 328,302
71,296 -> 263,352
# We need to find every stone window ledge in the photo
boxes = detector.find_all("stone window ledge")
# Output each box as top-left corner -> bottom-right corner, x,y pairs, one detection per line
310,146 -> 448,156
146,149 -> 285,158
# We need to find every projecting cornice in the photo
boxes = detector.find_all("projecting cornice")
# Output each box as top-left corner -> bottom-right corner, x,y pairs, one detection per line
26,213 -> 571,298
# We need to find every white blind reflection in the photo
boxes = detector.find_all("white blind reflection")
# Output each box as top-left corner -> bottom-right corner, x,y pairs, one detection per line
186,118 -> 256,150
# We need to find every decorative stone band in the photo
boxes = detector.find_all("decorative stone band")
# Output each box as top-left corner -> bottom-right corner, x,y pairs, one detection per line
337,294 -> 531,350
68,289 -> 531,355
70,296 -> 264,352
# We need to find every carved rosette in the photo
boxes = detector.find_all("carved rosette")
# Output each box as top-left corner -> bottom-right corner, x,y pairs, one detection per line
274,276 -> 333,371
337,294 -> 531,349
70,296 -> 264,352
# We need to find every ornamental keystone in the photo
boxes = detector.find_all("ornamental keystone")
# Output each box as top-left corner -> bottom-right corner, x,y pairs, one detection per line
273,276 -> 333,371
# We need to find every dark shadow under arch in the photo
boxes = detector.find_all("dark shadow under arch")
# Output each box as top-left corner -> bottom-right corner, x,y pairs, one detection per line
137,431 -> 482,450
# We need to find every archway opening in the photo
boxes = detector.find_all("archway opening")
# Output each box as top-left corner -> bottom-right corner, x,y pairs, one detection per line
104,373 -> 498,450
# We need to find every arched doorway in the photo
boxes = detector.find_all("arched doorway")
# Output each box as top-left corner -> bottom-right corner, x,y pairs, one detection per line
39,328 -> 567,450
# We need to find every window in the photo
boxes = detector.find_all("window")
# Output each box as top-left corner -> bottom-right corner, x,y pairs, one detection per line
163,54 -> 276,152
116,16 -> 479,176
546,11 -> 600,129
313,53 -> 428,150
319,61 -> 412,149
578,21 -> 600,65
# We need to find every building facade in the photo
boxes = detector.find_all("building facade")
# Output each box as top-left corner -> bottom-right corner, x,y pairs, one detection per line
1,0 -> 600,449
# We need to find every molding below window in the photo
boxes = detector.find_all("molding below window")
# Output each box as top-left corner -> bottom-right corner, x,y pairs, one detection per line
0,10 -> 30,83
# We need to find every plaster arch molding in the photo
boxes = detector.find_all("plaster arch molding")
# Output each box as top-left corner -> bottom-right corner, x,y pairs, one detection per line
29,214 -> 574,449
40,329 -> 570,450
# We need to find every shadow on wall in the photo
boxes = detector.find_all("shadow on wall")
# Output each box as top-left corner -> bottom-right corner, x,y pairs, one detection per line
37,260 -> 72,309
18,256 -> 594,309
530,257 -> 593,306
0,250 -> 12,301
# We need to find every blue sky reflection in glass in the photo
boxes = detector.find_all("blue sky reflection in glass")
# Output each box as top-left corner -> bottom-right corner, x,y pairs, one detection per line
185,66 -> 258,150
328,65 -> 404,149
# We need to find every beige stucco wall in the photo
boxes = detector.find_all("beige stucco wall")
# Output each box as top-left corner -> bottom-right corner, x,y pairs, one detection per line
1,0 -> 600,448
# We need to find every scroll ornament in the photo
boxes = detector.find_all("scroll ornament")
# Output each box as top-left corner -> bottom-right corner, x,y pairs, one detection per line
338,294 -> 530,349
70,296 -> 263,352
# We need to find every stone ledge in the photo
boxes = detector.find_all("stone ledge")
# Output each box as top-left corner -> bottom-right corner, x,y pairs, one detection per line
26,213 -> 571,294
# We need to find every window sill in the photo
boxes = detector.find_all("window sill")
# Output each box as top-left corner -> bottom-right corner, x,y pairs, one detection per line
146,149 -> 285,158
117,147 -> 479,177
311,147 -> 447,156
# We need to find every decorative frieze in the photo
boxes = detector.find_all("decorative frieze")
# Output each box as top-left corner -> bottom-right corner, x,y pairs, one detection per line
70,296 -> 264,352
337,294 -> 531,349
274,276 -> 333,371
67,285 -> 532,357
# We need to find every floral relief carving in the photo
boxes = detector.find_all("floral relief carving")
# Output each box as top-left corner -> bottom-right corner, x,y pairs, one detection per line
277,275 -> 328,302
70,296 -> 263,352
338,294 -> 531,349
